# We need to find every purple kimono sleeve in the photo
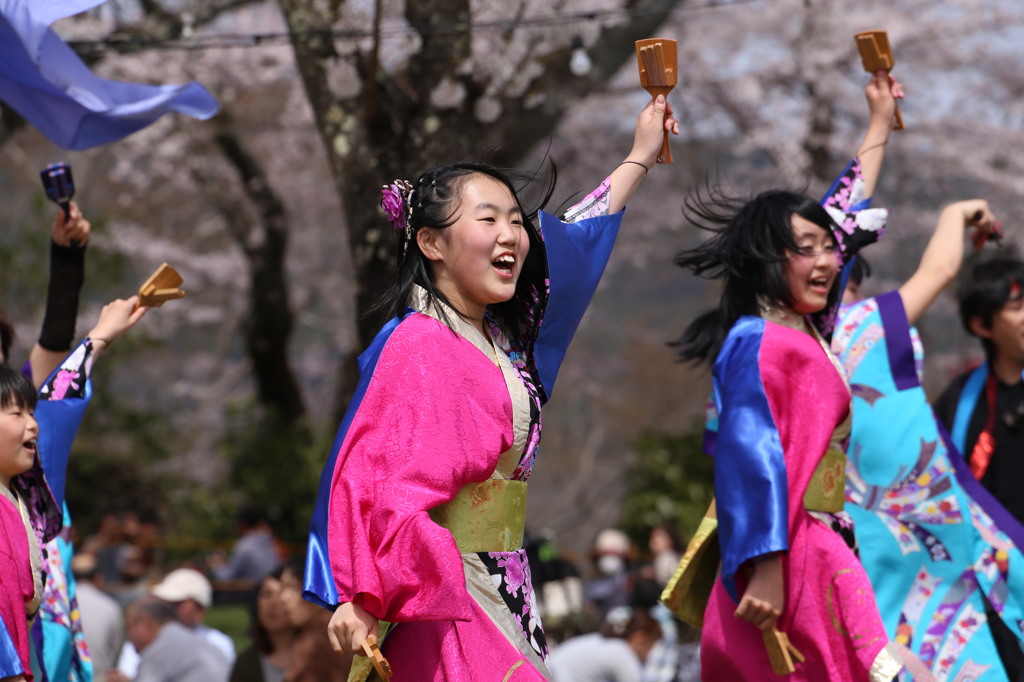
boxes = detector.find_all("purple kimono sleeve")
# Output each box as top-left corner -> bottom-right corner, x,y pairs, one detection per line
305,313 -> 514,623
712,317 -> 789,602
534,209 -> 622,400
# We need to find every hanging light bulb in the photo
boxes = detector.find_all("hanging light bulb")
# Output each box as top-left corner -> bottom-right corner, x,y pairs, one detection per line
569,35 -> 592,77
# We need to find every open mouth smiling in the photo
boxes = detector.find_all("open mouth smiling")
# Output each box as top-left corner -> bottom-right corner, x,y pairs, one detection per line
493,254 -> 516,275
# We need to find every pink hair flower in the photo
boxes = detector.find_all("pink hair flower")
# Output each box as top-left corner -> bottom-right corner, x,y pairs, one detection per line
380,179 -> 413,231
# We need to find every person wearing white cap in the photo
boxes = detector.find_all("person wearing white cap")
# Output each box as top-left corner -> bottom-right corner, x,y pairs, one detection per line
113,568 -> 236,678
109,596 -> 229,682
152,568 -> 235,662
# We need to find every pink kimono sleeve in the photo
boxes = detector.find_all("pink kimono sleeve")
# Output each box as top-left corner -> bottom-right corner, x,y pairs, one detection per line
0,498 -> 32,680
326,314 -> 515,623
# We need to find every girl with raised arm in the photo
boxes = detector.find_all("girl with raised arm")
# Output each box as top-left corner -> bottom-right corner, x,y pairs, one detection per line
674,73 -> 906,680
303,97 -> 678,680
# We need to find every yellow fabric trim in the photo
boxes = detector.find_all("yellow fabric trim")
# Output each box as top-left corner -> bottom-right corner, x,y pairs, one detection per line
502,660 -> 525,681
661,501 -> 719,627
430,480 -> 527,553
803,446 -> 847,513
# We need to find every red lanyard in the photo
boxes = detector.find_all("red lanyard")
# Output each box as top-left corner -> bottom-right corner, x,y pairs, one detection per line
969,371 -> 999,480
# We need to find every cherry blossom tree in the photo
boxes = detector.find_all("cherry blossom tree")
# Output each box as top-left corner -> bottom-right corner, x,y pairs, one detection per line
5,0 -> 1024,548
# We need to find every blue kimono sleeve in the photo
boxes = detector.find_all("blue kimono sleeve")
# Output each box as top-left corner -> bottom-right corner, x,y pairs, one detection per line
712,317 -> 789,602
34,386 -> 90,510
0,611 -> 22,678
534,210 -> 622,400
34,338 -> 96,508
304,314 -> 405,609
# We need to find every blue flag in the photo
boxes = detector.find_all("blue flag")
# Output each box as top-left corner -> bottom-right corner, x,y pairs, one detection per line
0,0 -> 218,150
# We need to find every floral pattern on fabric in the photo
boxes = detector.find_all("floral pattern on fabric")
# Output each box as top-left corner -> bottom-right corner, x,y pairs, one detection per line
481,322 -> 547,655
38,342 -> 94,403
811,157 -> 889,340
895,507 -> 1020,678
561,178 -> 611,223
969,505 -> 1014,615
820,159 -> 887,264
847,436 -> 962,561
918,570 -> 981,673
837,294 -> 1024,680
482,549 -> 547,657
33,339 -> 96,680
488,323 -> 542,481
13,464 -> 61,552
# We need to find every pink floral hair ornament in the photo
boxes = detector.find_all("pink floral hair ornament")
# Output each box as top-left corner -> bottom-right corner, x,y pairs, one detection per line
381,179 -> 415,253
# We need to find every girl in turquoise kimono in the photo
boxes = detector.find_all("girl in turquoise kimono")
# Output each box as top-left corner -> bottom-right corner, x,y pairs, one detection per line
833,200 -> 1024,680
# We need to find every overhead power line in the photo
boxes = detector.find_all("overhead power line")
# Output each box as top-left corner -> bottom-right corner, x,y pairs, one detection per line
68,0 -> 765,55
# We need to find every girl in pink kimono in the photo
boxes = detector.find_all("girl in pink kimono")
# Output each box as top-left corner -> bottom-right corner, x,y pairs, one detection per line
303,97 -> 678,680
0,365 -> 43,682
674,186 -> 905,681
672,71 -> 909,682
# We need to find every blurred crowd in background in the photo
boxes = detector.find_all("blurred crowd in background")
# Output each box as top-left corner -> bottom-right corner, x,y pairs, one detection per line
75,509 -> 697,682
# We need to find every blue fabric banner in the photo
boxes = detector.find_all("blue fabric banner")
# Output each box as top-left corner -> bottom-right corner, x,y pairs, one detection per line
0,0 -> 218,150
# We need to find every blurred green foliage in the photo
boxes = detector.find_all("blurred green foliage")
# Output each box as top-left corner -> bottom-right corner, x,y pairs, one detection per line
172,405 -> 328,558
205,603 -> 253,654
621,430 -> 714,552
65,389 -> 179,534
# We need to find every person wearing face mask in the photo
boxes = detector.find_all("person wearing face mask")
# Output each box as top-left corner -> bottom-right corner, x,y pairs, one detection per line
302,96 -> 679,681
582,529 -> 633,623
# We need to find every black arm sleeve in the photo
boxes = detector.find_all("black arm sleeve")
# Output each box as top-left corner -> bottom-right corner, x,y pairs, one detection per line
37,241 -> 86,352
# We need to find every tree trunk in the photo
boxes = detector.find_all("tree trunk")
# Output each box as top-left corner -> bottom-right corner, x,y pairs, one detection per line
213,126 -> 307,425
278,0 -> 686,421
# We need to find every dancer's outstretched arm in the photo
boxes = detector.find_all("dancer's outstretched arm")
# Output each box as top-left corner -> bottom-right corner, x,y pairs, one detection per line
607,94 -> 680,215
30,202 -> 90,388
900,200 -> 999,324
858,70 -> 903,200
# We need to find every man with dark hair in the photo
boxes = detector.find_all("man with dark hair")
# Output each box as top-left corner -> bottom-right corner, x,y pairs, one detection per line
110,595 -> 230,682
934,253 -> 1024,523
934,252 -> 1024,681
